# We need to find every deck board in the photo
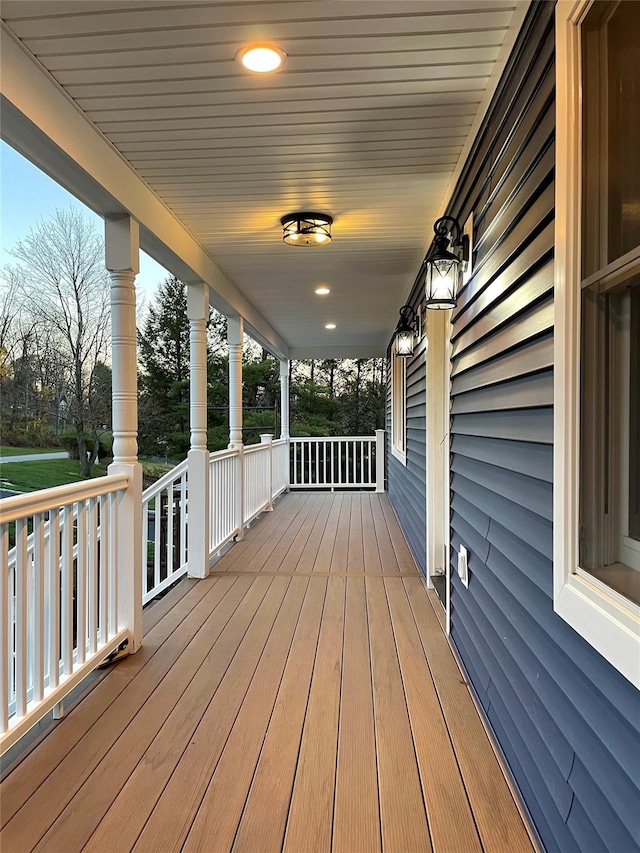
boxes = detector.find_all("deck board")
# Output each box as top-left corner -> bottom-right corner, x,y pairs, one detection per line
132,576 -> 291,852
367,576 -> 433,852
385,577 -> 483,853
332,577 -> 380,853
282,575 -> 345,853
405,575 -> 536,853
182,576 -> 309,852
362,494 -> 384,573
1,493 -> 536,853
232,576 -> 327,853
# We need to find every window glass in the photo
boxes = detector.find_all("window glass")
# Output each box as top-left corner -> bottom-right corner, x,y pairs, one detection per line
580,1 -> 640,605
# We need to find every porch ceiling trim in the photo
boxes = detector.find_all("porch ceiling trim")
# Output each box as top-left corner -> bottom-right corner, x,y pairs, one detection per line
0,24 -> 290,360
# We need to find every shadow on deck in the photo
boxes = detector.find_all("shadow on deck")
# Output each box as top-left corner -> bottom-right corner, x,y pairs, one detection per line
0,492 -> 536,852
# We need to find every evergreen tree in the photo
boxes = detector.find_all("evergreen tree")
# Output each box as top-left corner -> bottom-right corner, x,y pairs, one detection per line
138,276 -> 191,458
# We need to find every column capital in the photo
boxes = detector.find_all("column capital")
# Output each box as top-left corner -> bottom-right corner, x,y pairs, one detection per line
227,314 -> 244,346
105,215 -> 139,274
187,281 -> 209,321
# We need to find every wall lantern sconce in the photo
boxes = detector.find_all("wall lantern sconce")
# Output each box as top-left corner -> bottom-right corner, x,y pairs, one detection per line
281,212 -> 333,246
424,215 -> 470,309
394,305 -> 418,357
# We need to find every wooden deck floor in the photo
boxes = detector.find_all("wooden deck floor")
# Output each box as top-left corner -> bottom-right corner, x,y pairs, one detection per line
0,492 -> 536,853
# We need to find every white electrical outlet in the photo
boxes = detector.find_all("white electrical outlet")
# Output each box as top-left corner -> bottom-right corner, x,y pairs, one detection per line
458,545 -> 469,588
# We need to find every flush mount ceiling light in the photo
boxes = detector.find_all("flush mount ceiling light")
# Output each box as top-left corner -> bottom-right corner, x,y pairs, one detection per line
281,212 -> 333,246
315,286 -> 331,295
236,44 -> 286,73
325,323 -> 337,330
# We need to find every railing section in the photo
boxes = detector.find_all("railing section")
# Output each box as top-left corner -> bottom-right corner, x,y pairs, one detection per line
1,475 -> 129,752
209,448 -> 240,555
271,438 -> 289,500
243,442 -> 272,525
141,459 -> 188,605
289,436 -> 380,489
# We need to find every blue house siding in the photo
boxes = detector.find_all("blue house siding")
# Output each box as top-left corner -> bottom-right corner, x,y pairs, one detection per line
445,4 -> 640,852
385,2 -> 640,850
386,295 -> 426,577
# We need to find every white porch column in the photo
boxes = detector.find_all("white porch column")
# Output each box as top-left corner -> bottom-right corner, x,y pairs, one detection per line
187,283 -> 210,579
228,315 -> 244,448
227,315 -> 245,538
105,216 -> 142,653
279,358 -> 290,440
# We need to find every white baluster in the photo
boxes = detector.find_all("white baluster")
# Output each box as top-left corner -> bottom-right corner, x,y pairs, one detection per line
61,505 -> 73,676
88,498 -> 98,655
76,500 -> 87,665
47,511 -> 60,689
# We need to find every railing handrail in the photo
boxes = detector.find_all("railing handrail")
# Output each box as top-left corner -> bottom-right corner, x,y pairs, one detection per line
141,458 -> 188,502
291,435 -> 375,442
208,447 -> 240,463
0,473 -> 129,525
243,442 -> 270,455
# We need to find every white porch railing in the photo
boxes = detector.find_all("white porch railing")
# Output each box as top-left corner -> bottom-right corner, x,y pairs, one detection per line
209,448 -> 240,555
271,438 -> 289,499
289,433 -> 385,491
143,438 -> 291,594
1,431 -> 384,752
141,458 -> 188,605
0,475 -> 130,752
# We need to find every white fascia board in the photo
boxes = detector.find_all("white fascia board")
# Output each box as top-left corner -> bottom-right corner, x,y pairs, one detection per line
0,25 -> 289,361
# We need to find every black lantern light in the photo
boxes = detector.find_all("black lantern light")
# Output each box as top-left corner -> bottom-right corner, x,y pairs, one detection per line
424,215 -> 469,309
394,304 -> 418,357
281,212 -> 333,246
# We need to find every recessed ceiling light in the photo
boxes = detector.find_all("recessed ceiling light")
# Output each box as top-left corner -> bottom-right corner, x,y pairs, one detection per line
315,286 -> 331,295
236,45 -> 286,74
325,323 -> 337,330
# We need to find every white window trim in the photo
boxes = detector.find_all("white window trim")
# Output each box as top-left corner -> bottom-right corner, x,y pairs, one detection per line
391,342 -> 407,466
554,0 -> 640,689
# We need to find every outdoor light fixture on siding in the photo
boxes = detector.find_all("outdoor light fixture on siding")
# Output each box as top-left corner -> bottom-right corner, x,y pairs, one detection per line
424,215 -> 470,309
281,213 -> 333,246
394,305 -> 418,357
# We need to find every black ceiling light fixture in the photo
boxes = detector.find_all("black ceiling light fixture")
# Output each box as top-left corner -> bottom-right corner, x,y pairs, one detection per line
394,305 -> 419,357
423,215 -> 470,309
281,212 -> 333,246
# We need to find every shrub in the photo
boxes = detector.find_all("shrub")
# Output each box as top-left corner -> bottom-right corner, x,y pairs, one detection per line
0,426 -> 58,448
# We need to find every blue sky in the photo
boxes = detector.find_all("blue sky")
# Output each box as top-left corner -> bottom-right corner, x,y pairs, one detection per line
0,140 -> 167,307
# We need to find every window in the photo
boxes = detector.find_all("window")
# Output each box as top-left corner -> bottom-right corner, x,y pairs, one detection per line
555,1 -> 640,687
391,341 -> 407,464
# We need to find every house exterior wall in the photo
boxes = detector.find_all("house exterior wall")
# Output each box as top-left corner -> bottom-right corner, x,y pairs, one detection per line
386,294 -> 427,577
387,3 -> 640,851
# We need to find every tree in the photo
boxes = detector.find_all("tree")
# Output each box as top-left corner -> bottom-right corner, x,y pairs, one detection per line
7,207 -> 111,474
138,276 -> 191,458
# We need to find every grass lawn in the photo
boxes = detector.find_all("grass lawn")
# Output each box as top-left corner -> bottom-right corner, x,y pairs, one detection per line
0,458 -> 107,492
0,445 -> 64,458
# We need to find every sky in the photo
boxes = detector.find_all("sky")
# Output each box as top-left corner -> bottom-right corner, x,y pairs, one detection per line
0,140 -> 168,309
